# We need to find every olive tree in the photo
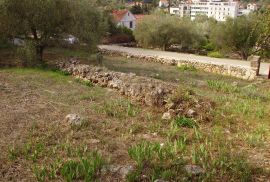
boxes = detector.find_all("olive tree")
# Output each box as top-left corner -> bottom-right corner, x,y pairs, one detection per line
134,14 -> 203,51
210,14 -> 261,60
0,0 -> 106,65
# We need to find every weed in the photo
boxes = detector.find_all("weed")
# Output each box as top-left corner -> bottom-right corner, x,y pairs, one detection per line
8,146 -> 20,160
128,141 -> 186,181
75,78 -> 94,87
178,64 -> 197,72
245,125 -> 268,147
61,151 -> 104,182
174,117 -> 197,128
33,165 -> 47,182
207,80 -> 239,93
128,141 -> 157,167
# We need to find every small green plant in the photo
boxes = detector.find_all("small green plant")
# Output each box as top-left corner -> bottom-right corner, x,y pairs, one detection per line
174,117 -> 197,128
178,64 -> 197,72
207,80 -> 239,93
60,151 -> 104,182
127,141 -> 186,181
245,125 -> 268,147
75,78 -> 94,87
33,165 -> 48,182
207,51 -> 223,58
128,141 -> 157,168
8,146 -> 20,160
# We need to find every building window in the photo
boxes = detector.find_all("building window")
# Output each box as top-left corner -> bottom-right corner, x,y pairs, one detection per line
129,21 -> 133,29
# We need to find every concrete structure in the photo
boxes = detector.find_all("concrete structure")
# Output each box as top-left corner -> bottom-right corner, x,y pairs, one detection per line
170,0 -> 257,21
112,10 -> 136,30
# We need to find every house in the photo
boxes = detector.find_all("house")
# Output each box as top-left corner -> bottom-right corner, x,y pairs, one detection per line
112,10 -> 136,30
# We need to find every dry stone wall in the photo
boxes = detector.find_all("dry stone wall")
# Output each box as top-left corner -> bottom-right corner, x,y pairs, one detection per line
58,60 -> 213,122
99,48 -> 257,80
59,60 -> 176,107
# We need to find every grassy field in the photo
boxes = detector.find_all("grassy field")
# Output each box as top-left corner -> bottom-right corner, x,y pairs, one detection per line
0,48 -> 270,181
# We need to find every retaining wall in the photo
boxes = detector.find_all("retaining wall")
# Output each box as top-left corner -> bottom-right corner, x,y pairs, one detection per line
99,48 -> 257,80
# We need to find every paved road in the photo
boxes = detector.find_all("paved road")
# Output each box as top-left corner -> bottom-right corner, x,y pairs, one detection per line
99,45 -> 270,76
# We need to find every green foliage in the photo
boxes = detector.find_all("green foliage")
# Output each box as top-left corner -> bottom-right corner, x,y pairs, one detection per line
130,5 -> 143,14
174,117 -> 197,128
75,78 -> 94,87
0,0 -> 106,64
210,14 -> 261,60
128,141 -> 185,181
60,151 -> 104,182
207,51 -> 223,58
16,41 -> 38,67
134,14 -> 204,50
207,80 -> 240,93
178,64 -> 197,72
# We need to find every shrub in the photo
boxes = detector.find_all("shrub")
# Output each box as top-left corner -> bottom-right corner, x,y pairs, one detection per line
207,51 -> 223,58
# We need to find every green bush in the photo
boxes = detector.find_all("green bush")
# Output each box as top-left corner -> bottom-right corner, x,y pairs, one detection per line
207,51 -> 223,58
16,41 -> 38,67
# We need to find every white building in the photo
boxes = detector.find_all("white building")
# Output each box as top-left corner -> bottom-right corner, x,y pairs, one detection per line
159,0 -> 169,8
112,10 -> 136,30
170,0 -> 255,21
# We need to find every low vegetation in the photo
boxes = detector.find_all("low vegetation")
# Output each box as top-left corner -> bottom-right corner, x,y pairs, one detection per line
0,49 -> 269,181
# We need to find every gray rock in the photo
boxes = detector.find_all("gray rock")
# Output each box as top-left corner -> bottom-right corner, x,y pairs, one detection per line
65,114 -> 82,125
162,112 -> 172,120
102,165 -> 134,178
184,165 -> 205,175
187,109 -> 196,117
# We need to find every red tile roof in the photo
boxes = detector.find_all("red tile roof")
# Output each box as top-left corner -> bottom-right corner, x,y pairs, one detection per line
112,10 -> 129,22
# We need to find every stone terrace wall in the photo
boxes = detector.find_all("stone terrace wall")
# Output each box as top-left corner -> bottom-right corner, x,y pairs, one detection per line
99,48 -> 257,80
59,61 -> 176,107
59,60 -> 213,121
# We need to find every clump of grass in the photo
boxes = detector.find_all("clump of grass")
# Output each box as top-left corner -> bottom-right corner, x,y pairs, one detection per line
178,64 -> 197,72
245,125 -> 268,147
175,116 -> 197,128
95,99 -> 140,118
60,151 -> 104,182
75,78 -> 93,87
8,146 -> 20,161
32,151 -> 104,182
207,80 -> 239,93
127,141 -> 186,181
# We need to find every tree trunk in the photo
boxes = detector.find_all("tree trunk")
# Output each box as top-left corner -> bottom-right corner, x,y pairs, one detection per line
162,44 -> 167,51
240,51 -> 248,60
36,45 -> 44,66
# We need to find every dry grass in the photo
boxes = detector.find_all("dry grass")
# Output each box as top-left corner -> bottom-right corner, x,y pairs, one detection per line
0,47 -> 270,181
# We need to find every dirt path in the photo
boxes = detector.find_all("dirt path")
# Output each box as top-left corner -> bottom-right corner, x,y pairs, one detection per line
99,45 -> 270,76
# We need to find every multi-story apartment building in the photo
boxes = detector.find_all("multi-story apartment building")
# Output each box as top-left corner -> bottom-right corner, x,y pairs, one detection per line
170,0 -> 251,21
